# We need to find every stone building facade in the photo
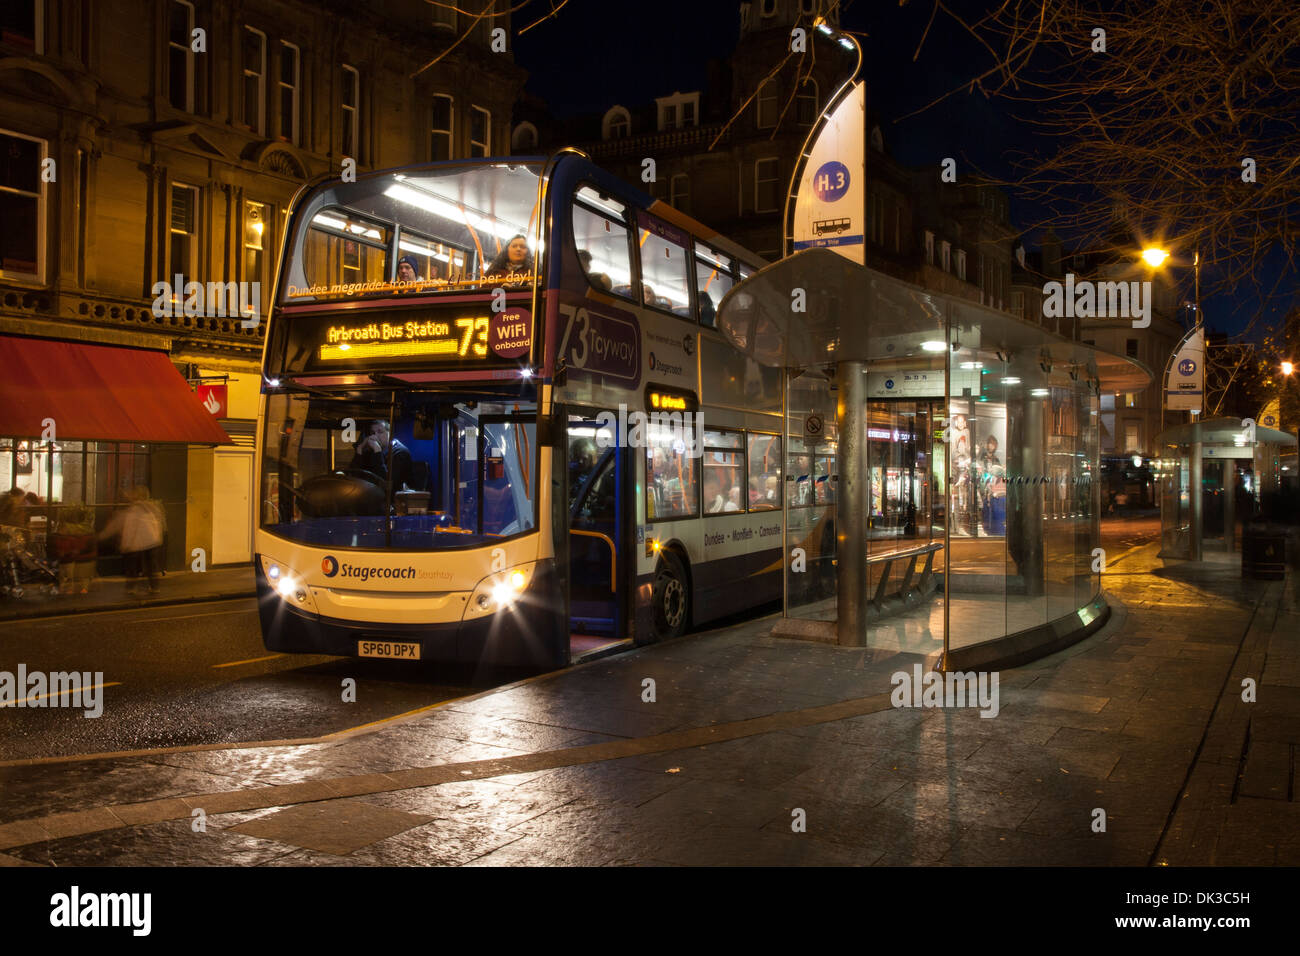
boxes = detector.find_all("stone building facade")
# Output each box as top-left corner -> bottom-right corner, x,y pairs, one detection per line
0,0 -> 522,571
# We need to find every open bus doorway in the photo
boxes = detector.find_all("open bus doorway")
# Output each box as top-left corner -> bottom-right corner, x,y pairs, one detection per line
565,414 -> 631,662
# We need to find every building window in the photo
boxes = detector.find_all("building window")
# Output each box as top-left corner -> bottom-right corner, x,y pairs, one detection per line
430,95 -> 453,160
340,64 -> 359,158
244,200 -> 266,290
0,130 -> 44,282
431,2 -> 456,29
955,250 -> 967,281
167,0 -> 195,112
670,174 -> 690,212
1,1 -> 44,53
1124,392 -> 1137,408
657,92 -> 700,131
1124,421 -> 1140,452
602,106 -> 630,140
511,122 -> 538,152
796,79 -> 818,125
241,27 -> 266,135
760,0 -> 777,16
469,106 -> 490,156
754,158 -> 780,213
940,240 -> 951,273
923,231 -> 934,265
278,41 -> 300,144
757,80 -> 778,130
1012,289 -> 1024,318
169,183 -> 199,295
1126,338 -> 1138,358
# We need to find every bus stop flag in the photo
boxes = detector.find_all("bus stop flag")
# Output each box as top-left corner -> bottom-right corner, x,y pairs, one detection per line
790,81 -> 866,264
1165,327 -> 1205,412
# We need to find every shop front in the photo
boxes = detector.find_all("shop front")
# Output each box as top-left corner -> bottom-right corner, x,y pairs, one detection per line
0,334 -> 231,595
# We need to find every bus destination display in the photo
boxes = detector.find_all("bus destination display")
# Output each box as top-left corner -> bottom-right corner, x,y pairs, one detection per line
274,306 -> 533,374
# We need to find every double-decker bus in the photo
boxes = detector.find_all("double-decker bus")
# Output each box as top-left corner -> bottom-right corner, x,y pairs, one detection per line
255,150 -> 826,668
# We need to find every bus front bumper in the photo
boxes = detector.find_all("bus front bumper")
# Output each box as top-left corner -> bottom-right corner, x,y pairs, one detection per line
254,560 -> 566,668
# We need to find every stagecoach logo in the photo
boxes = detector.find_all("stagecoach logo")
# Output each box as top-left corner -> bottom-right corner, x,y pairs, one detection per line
321,556 -> 339,577
682,333 -> 695,356
648,352 -> 684,376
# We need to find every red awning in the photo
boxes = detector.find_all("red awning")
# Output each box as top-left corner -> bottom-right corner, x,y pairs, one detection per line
0,335 -> 231,444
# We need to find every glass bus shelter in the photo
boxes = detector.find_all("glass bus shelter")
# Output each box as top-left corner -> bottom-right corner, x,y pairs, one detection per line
716,249 -> 1150,670
1153,417 -> 1297,559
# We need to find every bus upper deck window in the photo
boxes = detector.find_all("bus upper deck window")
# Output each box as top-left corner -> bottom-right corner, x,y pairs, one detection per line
573,186 -> 631,298
695,244 -> 733,327
636,211 -> 692,319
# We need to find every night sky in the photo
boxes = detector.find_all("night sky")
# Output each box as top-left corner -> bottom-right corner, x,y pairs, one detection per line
514,0 -> 1288,338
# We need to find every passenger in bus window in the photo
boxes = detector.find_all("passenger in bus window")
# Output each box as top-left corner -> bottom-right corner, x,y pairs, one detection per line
396,255 -> 419,283
726,485 -> 743,511
698,292 -> 716,326
642,282 -> 656,306
704,476 -> 726,514
485,235 -> 533,287
577,250 -> 612,290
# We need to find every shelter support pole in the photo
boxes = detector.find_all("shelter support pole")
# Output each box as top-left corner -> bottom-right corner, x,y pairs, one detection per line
1190,441 -> 1203,561
835,359 -> 868,646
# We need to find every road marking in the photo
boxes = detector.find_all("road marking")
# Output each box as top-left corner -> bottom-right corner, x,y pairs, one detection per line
211,654 -> 286,669
15,596 -> 253,625
1105,540 -> 1154,568
137,608 -> 253,624
0,681 -> 122,708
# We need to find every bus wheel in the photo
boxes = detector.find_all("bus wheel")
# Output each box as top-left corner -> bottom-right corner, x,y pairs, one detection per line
650,551 -> 689,641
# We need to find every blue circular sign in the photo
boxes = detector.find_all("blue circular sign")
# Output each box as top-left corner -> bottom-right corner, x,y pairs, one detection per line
885,378 -> 895,390
1178,358 -> 1197,376
813,161 -> 850,202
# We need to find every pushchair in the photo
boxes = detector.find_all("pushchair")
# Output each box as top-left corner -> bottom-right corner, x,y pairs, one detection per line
0,525 -> 61,599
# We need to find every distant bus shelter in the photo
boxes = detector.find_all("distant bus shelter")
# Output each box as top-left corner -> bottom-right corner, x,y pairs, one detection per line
1153,417 -> 1297,560
716,249 -> 1150,670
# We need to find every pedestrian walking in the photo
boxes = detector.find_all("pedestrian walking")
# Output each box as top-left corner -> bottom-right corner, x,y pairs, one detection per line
99,487 -> 166,595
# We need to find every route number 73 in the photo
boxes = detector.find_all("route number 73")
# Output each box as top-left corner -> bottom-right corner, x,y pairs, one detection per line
556,303 -> 589,369
455,317 -> 488,357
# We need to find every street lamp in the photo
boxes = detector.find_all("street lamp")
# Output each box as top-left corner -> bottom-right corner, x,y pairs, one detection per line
1142,245 -> 1201,327
1283,361 -> 1294,377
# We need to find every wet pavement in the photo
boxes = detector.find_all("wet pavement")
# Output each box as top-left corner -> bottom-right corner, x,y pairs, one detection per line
1,530 -> 1296,866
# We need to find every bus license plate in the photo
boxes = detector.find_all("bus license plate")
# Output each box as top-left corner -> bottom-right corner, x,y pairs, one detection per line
357,640 -> 421,660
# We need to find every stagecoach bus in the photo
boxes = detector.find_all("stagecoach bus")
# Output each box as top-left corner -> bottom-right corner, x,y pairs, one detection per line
255,149 -> 821,668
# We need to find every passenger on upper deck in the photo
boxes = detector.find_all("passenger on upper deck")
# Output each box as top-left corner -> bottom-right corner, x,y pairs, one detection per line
577,250 -> 612,290
484,235 -> 533,287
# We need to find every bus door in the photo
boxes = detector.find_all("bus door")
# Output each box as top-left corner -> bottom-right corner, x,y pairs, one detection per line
565,417 -> 625,646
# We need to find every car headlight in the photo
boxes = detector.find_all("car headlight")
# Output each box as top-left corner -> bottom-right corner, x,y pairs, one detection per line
463,563 -> 536,619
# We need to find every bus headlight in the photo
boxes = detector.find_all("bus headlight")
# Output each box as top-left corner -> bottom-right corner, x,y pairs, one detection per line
260,556 -> 317,612
464,563 -> 536,619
